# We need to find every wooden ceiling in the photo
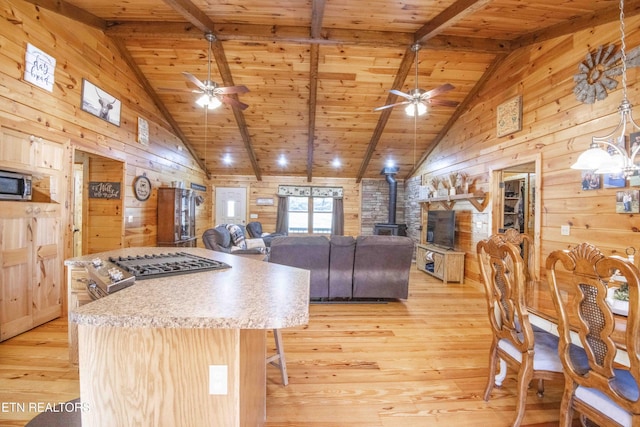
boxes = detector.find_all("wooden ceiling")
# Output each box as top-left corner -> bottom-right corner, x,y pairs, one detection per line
27,0 -> 640,180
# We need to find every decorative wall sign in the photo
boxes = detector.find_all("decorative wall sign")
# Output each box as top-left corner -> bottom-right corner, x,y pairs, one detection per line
256,198 -> 274,205
24,43 -> 56,92
133,175 -> 152,201
89,182 -> 121,199
137,117 -> 149,145
496,96 -> 522,137
191,183 -> 206,192
81,79 -> 121,126
277,185 -> 343,197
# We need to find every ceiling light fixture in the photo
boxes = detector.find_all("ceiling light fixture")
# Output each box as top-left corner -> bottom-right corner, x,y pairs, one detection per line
278,155 -> 287,167
196,93 -> 222,110
406,44 -> 427,117
332,158 -> 341,168
571,0 -> 640,178
222,153 -> 232,165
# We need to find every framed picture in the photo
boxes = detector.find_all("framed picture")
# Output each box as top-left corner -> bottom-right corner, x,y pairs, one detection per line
616,190 -> 639,213
581,170 -> 600,190
81,79 -> 121,126
496,96 -> 522,137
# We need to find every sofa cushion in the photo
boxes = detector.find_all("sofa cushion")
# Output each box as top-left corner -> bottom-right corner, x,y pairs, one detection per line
353,235 -> 413,299
269,236 -> 330,299
329,235 -> 356,299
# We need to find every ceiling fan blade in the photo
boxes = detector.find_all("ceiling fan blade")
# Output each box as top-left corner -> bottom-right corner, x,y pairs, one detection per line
422,83 -> 455,99
389,89 -> 413,100
215,85 -> 250,95
374,101 -> 410,111
157,87 -> 202,94
182,72 -> 207,91
427,98 -> 460,107
221,96 -> 249,110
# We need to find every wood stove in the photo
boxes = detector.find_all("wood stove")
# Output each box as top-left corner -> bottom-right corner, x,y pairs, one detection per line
373,166 -> 407,236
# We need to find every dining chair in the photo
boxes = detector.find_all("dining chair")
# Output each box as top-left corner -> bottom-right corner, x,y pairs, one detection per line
547,242 -> 640,427
477,234 -> 567,427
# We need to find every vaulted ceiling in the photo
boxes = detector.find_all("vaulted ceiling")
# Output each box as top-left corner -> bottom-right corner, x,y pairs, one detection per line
27,0 -> 640,181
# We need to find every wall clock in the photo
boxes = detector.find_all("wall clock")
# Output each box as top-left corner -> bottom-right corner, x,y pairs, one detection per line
133,175 -> 151,201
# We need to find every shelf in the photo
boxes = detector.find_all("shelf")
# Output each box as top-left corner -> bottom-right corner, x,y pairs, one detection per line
418,191 -> 489,212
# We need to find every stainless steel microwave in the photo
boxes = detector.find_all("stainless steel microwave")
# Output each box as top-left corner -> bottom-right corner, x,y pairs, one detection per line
0,170 -> 32,201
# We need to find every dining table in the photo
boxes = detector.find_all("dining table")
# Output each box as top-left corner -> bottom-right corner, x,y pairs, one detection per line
525,277 -> 631,366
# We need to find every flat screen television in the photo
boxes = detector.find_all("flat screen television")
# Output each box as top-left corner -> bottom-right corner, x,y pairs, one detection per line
426,210 -> 456,250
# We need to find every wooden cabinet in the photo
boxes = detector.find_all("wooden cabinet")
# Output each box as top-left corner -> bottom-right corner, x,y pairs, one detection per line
157,187 -> 197,247
0,202 -> 62,341
416,243 -> 465,284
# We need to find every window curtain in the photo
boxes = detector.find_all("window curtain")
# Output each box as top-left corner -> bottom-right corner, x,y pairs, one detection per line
331,197 -> 344,235
276,195 -> 288,234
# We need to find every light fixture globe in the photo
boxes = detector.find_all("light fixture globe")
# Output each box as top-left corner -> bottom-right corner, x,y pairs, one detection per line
404,101 -> 427,117
571,143 -> 614,170
196,93 -> 222,110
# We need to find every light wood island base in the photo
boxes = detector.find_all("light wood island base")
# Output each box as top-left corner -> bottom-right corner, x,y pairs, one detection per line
78,325 -> 266,426
67,247 -> 310,427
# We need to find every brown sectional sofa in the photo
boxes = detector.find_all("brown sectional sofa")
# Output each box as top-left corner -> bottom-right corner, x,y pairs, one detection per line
269,235 -> 413,300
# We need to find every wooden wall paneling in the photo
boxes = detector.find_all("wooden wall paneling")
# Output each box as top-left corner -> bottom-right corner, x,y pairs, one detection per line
210,176 -> 362,237
415,16 -> 640,287
1,1 -> 208,265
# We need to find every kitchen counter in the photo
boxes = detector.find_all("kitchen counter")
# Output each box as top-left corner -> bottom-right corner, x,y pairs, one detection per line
68,247 -> 309,330
66,247 -> 310,427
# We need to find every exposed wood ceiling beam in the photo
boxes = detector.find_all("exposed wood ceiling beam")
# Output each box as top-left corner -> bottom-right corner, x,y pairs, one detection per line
111,38 -> 209,175
306,0 -> 326,182
161,0 -> 262,180
407,53 -> 509,179
414,0 -> 492,43
22,0 -> 107,30
356,0 -> 493,182
355,45 -> 416,182
105,22 -> 511,53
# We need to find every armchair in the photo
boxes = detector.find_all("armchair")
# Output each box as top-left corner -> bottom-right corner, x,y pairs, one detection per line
246,221 -> 286,247
202,225 -> 266,256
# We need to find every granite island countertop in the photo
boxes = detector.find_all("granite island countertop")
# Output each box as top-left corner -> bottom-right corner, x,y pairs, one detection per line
67,247 -> 310,330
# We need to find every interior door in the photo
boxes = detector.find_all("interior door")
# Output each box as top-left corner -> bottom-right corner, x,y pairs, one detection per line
215,187 -> 247,226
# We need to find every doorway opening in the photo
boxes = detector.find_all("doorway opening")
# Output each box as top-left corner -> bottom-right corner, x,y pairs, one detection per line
72,150 -> 125,255
491,158 -> 540,280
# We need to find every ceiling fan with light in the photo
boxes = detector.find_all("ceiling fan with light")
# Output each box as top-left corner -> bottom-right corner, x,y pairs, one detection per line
375,43 -> 458,116
182,33 -> 250,110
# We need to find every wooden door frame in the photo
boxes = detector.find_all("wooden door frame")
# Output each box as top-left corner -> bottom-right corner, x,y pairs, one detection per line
490,153 -> 542,280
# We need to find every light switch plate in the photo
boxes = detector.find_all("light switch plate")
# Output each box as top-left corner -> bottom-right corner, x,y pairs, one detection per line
561,225 -> 570,236
209,365 -> 228,395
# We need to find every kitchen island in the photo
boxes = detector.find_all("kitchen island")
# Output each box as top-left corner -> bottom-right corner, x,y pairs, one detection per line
66,247 -> 310,427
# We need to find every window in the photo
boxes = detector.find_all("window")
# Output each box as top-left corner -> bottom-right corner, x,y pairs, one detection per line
288,196 -> 333,234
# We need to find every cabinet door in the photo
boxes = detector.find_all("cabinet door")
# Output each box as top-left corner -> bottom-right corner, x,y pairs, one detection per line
0,128 -> 35,171
32,204 -> 62,325
0,212 -> 33,341
432,252 -> 444,278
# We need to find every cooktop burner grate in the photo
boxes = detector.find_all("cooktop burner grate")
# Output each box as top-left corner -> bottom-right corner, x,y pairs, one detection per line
108,252 -> 231,280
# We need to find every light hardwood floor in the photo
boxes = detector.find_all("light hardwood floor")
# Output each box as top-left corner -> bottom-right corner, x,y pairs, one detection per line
1,265 -> 574,426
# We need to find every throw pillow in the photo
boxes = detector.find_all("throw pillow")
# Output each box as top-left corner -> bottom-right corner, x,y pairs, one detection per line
226,224 -> 247,249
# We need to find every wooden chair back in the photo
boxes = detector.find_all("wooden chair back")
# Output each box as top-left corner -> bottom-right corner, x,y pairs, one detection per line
478,233 -> 534,354
546,242 -> 640,426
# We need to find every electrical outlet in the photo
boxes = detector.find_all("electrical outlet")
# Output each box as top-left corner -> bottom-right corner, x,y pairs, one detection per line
561,225 -> 570,236
209,365 -> 228,395
476,221 -> 483,229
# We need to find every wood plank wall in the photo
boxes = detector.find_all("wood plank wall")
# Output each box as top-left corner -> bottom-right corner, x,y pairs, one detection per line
413,16 -> 640,286
0,1 -> 209,262
209,176 -> 362,237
